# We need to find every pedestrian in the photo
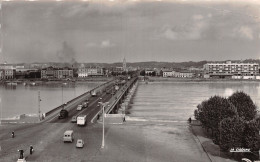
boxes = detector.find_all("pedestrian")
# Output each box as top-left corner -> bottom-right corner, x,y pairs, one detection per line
188,117 -> 192,123
18,149 -> 24,159
12,131 -> 15,138
123,116 -> 126,122
30,145 -> 34,155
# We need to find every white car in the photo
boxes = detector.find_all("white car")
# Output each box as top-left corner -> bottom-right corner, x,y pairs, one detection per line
17,158 -> 26,162
76,139 -> 84,148
77,105 -> 83,111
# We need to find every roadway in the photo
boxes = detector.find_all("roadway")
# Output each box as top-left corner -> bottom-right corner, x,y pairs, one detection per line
0,83 -> 122,161
48,84 -> 117,124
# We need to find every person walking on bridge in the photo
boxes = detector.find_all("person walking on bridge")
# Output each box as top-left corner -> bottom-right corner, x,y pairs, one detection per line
18,149 -> 24,159
30,145 -> 34,155
11,131 -> 15,138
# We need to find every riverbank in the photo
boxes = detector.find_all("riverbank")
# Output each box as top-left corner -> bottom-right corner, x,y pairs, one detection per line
0,77 -> 112,85
145,76 -> 260,82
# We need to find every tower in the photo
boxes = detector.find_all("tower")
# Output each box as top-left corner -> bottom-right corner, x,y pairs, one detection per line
123,57 -> 126,71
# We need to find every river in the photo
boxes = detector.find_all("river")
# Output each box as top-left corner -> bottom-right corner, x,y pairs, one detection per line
129,81 -> 260,121
1,81 -> 260,121
0,82 -> 103,118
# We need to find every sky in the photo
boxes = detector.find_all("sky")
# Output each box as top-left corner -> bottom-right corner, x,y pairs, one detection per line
1,0 -> 260,63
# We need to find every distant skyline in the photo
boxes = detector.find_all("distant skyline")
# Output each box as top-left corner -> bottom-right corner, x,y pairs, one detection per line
1,0 -> 260,63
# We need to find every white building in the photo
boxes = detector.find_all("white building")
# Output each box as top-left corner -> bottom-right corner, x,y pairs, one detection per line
0,64 -> 14,79
163,71 -> 174,77
178,71 -> 194,78
204,61 -> 259,77
78,67 -> 104,77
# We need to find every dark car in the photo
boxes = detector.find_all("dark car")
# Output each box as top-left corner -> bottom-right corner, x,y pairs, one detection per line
71,116 -> 77,123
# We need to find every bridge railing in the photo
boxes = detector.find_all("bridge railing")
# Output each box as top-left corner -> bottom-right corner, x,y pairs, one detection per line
45,79 -> 116,117
104,77 -> 137,114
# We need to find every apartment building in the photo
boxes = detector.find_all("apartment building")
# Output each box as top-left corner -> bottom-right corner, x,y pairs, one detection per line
204,61 -> 259,77
78,67 -> 104,77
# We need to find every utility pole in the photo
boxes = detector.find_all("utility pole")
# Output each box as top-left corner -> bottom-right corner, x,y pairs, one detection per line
38,91 -> 41,121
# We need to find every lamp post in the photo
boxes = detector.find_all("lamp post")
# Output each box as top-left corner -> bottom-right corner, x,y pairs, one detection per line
99,101 -> 109,149
38,91 -> 41,121
62,84 -> 64,105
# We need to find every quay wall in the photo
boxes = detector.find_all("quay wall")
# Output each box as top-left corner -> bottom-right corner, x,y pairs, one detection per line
144,76 -> 260,82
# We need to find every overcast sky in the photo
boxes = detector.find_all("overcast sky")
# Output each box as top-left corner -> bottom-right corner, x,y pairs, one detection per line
1,0 -> 260,63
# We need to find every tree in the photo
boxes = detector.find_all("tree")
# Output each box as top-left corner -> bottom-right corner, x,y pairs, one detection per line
219,116 -> 245,151
197,96 -> 237,143
242,120 -> 260,152
151,71 -> 156,76
228,91 -> 257,121
194,109 -> 199,120
140,70 -> 145,76
196,101 -> 210,130
122,71 -> 127,75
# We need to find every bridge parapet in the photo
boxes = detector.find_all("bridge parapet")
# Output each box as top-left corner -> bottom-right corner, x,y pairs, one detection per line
45,79 -> 116,117
104,77 -> 137,114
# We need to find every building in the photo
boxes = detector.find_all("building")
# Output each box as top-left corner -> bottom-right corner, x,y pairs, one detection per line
163,71 -> 174,77
145,69 -> 155,75
177,71 -> 194,78
41,66 -> 55,79
111,67 -> 124,75
204,61 -> 259,78
0,64 -> 15,79
78,67 -> 104,77
0,70 -> 4,80
41,66 -> 73,79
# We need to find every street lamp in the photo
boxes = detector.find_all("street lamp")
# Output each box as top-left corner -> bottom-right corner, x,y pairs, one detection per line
62,84 -> 64,105
98,101 -> 109,149
38,91 -> 42,121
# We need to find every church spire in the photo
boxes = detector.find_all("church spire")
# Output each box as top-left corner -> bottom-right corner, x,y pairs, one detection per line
123,56 -> 126,71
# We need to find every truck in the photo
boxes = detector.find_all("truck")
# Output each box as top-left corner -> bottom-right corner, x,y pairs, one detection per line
77,115 -> 87,126
63,130 -> 74,143
58,109 -> 68,119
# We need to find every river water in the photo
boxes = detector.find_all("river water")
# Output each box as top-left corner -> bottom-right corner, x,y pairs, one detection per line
1,81 -> 260,121
128,81 -> 260,121
0,82 -> 103,118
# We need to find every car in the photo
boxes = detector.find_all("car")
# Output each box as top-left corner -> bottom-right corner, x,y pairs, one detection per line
76,139 -> 84,148
71,116 -> 77,123
77,105 -> 83,111
82,101 -> 88,108
17,158 -> 26,162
